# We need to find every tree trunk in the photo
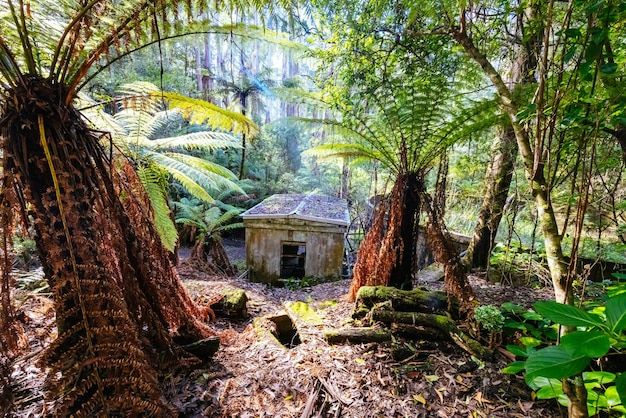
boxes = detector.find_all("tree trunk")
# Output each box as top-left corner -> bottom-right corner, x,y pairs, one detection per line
0,77 -> 212,415
190,233 -> 235,276
348,172 -> 420,300
370,305 -> 490,359
464,127 -> 517,269
464,4 -> 539,271
239,98 -> 248,180
324,327 -> 392,344
452,28 -> 572,305
419,187 -> 475,312
562,376 -> 589,418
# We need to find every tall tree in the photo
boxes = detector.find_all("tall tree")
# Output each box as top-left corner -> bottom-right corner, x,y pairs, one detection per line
426,1 -> 625,415
215,65 -> 276,179
0,0 -> 284,414
309,0 -> 499,309
464,3 -> 542,270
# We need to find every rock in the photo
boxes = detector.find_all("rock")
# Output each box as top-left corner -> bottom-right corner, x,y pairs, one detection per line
182,337 -> 220,360
212,289 -> 248,319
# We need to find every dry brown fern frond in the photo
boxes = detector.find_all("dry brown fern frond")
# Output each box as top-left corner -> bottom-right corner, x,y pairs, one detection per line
0,171 -> 28,356
422,191 -> 475,315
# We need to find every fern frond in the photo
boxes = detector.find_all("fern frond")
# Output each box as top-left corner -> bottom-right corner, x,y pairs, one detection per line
148,131 -> 242,151
136,166 -> 177,252
118,82 -> 259,136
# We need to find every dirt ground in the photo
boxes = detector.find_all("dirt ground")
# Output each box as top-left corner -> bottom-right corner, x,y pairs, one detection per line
4,242 -> 564,417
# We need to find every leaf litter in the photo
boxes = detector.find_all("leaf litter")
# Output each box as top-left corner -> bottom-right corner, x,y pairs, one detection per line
4,264 -> 562,417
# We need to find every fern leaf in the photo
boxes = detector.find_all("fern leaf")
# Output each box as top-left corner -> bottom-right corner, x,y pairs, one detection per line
136,166 -> 178,252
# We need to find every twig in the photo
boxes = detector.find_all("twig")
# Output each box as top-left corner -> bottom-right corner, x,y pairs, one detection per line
300,380 -> 321,418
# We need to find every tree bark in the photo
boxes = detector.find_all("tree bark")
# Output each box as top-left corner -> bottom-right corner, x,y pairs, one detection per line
464,127 -> 517,269
562,376 -> 589,418
1,77 -> 212,416
348,173 -> 421,299
370,305 -> 490,359
324,327 -> 392,344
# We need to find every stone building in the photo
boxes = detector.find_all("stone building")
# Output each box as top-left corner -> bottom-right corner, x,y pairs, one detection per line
241,194 -> 349,285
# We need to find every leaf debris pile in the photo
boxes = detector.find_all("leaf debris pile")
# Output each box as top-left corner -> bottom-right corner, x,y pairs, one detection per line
6,267 -> 559,417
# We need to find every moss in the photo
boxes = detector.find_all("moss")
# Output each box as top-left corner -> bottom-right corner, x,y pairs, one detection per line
218,289 -> 248,319
284,301 -> 323,325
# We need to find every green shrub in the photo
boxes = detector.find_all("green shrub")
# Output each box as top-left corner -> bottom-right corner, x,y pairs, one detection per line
502,280 -> 626,416
474,305 -> 505,333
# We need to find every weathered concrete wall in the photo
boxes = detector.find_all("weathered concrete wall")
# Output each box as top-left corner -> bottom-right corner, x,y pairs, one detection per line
244,218 -> 346,285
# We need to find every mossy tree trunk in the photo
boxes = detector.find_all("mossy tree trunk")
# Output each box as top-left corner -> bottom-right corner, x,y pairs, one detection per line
464,127 -> 517,269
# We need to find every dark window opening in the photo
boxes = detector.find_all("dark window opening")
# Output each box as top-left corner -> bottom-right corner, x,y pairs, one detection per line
280,242 -> 306,279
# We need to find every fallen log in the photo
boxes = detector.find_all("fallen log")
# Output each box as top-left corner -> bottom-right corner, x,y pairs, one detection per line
353,286 -> 457,319
370,305 -> 490,360
323,327 -> 392,344
391,323 -> 448,341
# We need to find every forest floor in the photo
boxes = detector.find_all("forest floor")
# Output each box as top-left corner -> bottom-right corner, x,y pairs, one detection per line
5,239 -> 566,417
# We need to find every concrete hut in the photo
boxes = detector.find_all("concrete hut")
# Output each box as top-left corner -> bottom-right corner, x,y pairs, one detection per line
241,194 -> 349,285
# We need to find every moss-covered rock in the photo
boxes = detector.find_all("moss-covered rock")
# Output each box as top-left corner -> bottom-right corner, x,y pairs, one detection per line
213,289 -> 248,319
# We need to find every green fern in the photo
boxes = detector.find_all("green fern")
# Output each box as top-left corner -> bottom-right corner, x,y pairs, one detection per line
173,198 -> 243,241
82,87 -> 246,247
136,165 -> 178,252
292,82 -> 500,175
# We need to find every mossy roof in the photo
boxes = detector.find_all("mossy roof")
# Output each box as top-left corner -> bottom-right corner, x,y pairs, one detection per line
241,194 -> 350,227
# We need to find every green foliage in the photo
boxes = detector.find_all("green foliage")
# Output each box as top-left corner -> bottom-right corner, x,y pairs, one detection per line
174,197 -> 243,243
83,84 -> 247,249
489,242 -> 550,286
12,235 -> 37,270
137,165 -> 179,252
502,287 -> 626,416
474,305 -> 505,333
283,276 -> 320,290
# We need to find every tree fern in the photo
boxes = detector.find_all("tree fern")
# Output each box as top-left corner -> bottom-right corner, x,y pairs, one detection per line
1,0 -> 298,414
81,86 -> 246,247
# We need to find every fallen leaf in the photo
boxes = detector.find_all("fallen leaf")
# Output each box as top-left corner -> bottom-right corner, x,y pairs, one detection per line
518,399 -> 534,413
413,394 -> 427,404
474,391 -> 493,405
435,389 -> 444,402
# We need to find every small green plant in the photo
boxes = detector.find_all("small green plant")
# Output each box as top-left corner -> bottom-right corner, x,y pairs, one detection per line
283,276 -> 320,290
13,235 -> 37,271
474,305 -> 505,332
502,282 -> 626,416
500,301 -> 558,341
474,305 -> 505,348
489,242 -> 550,286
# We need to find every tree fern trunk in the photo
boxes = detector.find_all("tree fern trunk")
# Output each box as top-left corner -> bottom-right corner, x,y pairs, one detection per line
0,77 -> 211,416
348,173 -> 420,299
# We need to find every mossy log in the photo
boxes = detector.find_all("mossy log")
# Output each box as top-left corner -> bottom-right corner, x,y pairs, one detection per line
353,286 -> 457,319
324,327 -> 392,344
370,306 -> 490,360
391,323 -> 448,341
